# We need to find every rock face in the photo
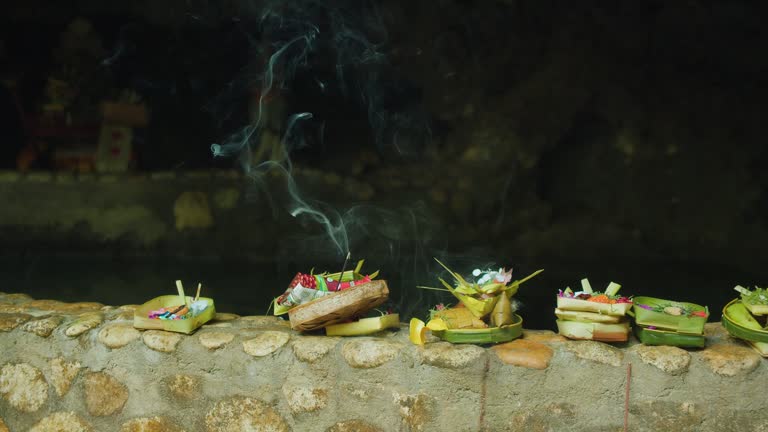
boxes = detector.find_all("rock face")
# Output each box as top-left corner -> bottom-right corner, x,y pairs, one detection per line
282,384 -> 329,413
419,342 -> 485,369
29,412 -> 91,432
493,339 -> 553,369
98,323 -> 140,349
0,363 -> 49,412
634,345 -> 691,375
199,331 -> 235,350
564,340 -> 624,367
292,336 -> 339,363
342,339 -> 402,368
120,416 -> 185,432
83,372 -> 128,416
0,313 -> 32,331
243,331 -> 290,357
142,330 -> 183,353
700,344 -> 761,376
21,315 -> 63,337
205,396 -> 289,432
65,313 -> 103,337
0,416 -> 7,432
48,358 -> 82,397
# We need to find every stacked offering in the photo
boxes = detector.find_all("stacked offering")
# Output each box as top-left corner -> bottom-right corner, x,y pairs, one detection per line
632,297 -> 708,347
555,278 -> 632,342
273,259 -> 398,335
409,259 -> 543,345
134,280 -> 216,334
722,285 -> 768,356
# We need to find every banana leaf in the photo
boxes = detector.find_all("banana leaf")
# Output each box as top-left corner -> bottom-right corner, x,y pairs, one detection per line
722,299 -> 768,343
325,313 -> 400,336
556,319 -> 630,342
435,258 -> 543,319
556,297 -> 632,316
431,314 -> 523,344
745,340 -> 768,357
634,324 -> 705,348
632,296 -> 708,335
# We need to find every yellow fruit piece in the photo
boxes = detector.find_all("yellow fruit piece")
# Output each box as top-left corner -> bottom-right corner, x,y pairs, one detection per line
433,307 -> 488,329
409,318 -> 427,345
426,318 -> 448,331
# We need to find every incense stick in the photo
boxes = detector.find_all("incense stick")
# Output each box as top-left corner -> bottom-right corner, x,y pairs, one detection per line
337,251 -> 351,287
194,283 -> 202,302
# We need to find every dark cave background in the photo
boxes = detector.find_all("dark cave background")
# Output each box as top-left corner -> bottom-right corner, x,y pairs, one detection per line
0,0 -> 766,328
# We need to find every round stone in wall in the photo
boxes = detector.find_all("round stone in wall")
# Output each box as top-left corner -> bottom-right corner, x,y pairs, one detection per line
564,340 -> 624,367
48,358 -> 82,397
243,331 -> 290,357
0,363 -> 49,412
205,396 -> 288,432
83,372 -> 128,416
492,339 -> 553,370
120,416 -> 184,432
65,313 -> 103,337
22,315 -> 64,337
420,341 -> 486,369
0,313 -> 32,332
282,384 -> 329,413
291,336 -> 340,363
165,374 -> 201,400
633,345 -> 691,375
342,339 -> 402,368
142,330 -> 183,353
700,344 -> 761,377
198,331 -> 235,350
29,412 -> 91,432
98,323 -> 141,349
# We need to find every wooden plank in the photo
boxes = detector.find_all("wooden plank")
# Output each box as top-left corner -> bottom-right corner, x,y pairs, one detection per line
288,280 -> 389,331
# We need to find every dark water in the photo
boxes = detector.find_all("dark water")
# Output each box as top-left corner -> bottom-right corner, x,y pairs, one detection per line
0,255 -> 761,331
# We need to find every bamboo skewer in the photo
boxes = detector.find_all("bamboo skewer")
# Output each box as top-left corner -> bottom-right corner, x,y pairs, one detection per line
176,280 -> 188,307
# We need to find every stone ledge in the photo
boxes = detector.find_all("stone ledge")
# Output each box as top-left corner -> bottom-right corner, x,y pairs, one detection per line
0,293 -> 766,431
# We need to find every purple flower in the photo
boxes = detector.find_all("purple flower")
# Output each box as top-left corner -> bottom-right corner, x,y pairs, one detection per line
647,326 -> 657,330
637,304 -> 654,310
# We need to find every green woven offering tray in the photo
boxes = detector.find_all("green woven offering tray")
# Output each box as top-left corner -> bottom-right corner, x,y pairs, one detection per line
633,296 -> 708,335
721,299 -> 768,344
431,314 -> 523,344
634,324 -> 705,348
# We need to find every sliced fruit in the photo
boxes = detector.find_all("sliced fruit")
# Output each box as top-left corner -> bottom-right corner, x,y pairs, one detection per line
409,318 -> 427,345
426,318 -> 448,331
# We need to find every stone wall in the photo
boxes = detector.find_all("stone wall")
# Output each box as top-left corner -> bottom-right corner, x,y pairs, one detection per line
1,291 -> 767,431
